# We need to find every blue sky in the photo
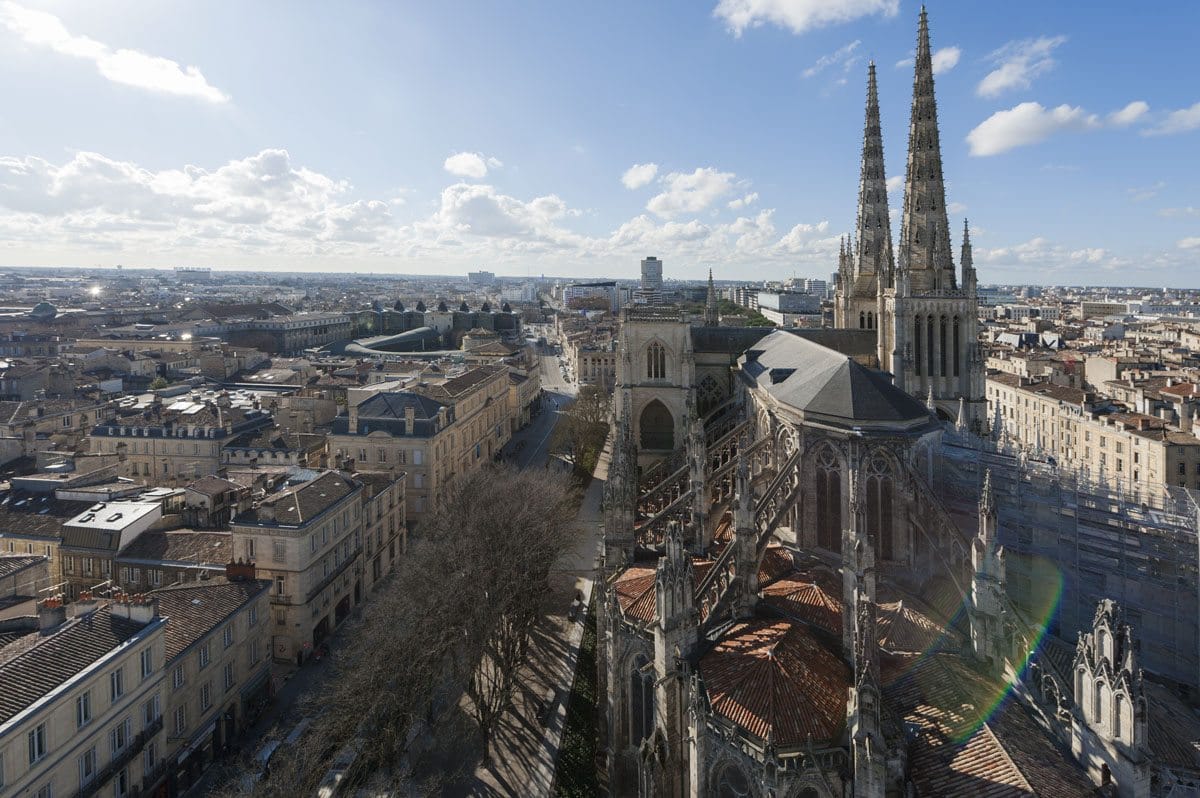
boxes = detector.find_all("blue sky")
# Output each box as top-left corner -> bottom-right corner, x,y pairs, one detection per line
0,1 -> 1197,286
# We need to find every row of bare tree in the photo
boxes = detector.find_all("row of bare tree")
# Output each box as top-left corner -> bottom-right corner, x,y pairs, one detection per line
220,464 -> 578,796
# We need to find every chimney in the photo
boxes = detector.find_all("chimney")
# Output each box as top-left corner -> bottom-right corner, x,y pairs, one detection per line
111,593 -> 159,625
226,559 -> 256,582
38,597 -> 67,632
72,590 -> 101,618
1181,400 -> 1194,434
404,405 -> 416,436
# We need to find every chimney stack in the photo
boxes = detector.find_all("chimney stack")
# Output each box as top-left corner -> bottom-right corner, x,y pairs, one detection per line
38,597 -> 67,632
111,593 -> 159,625
72,590 -> 101,618
226,559 -> 256,581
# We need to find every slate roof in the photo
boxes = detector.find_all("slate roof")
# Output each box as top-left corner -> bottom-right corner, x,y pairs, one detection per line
117,530 -> 232,567
236,470 -> 359,527
739,331 -> 932,427
0,553 -> 47,581
700,619 -> 850,747
153,579 -> 271,662
331,392 -> 449,438
0,492 -> 90,540
0,606 -> 151,723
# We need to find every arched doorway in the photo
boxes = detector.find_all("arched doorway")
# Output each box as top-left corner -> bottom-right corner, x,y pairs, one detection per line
640,400 -> 674,450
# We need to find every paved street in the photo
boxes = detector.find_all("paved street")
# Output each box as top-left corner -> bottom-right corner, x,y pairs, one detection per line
501,349 -> 578,471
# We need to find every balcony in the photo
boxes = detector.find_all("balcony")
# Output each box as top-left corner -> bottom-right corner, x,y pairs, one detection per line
74,715 -> 163,798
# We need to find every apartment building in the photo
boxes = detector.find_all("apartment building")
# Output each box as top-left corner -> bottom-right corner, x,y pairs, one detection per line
59,501 -> 162,600
230,470 -> 364,665
154,577 -> 272,794
987,372 -> 1200,492
356,471 -> 406,594
0,596 -> 168,798
88,395 -> 272,485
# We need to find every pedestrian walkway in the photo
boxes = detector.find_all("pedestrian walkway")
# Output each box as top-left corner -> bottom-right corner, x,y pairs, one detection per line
463,433 -> 611,797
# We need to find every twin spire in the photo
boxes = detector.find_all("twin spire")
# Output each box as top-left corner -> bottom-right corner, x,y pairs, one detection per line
853,6 -> 965,294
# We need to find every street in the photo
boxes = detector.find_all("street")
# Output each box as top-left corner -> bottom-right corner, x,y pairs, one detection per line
500,348 -> 578,470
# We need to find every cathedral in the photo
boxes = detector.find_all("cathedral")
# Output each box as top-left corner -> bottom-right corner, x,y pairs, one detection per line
596,9 -> 1200,798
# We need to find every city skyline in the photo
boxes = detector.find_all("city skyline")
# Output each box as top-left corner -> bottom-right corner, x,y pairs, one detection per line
0,1 -> 1198,285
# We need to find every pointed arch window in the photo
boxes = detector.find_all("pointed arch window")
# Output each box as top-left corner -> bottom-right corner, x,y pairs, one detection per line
927,316 -> 935,378
815,447 -> 842,553
629,655 -> 654,746
640,400 -> 674,451
866,456 -> 894,560
940,316 -> 948,377
914,316 -> 923,376
859,312 -> 866,329
646,342 -> 666,380
953,316 -> 961,377
1114,694 -> 1124,739
867,311 -> 875,330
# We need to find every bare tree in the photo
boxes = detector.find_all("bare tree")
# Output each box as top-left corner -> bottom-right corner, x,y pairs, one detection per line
217,464 -> 577,796
551,385 -> 611,478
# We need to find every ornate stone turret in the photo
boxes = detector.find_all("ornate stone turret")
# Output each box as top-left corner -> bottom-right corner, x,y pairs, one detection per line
969,470 -> 1007,673
731,454 -> 758,619
897,5 -> 955,294
652,521 -> 698,797
1071,599 -> 1150,796
603,398 -> 637,565
848,594 -> 885,798
843,467 -> 877,655
686,409 -> 708,551
703,268 -> 719,327
961,218 -> 976,295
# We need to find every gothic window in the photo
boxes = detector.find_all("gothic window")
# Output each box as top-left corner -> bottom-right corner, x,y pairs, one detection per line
697,375 -> 722,416
716,764 -> 751,798
953,316 -> 961,377
866,456 -> 894,560
815,446 -> 842,553
629,655 -> 654,746
1114,694 -> 1123,738
939,316 -> 948,377
859,312 -> 866,330
646,342 -> 667,380
914,317 -> 922,376
640,400 -> 674,451
867,311 -> 875,330
927,316 -> 935,378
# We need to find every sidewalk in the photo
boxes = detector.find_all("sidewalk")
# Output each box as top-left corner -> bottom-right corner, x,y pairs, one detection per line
463,434 -> 611,797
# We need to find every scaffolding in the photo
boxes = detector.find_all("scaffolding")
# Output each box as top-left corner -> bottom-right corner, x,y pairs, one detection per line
932,433 -> 1200,690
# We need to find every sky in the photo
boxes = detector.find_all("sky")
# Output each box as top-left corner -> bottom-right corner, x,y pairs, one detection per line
0,1 -> 1197,286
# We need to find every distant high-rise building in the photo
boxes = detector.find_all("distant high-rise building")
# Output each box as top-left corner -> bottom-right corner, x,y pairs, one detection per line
634,257 -> 663,304
467,270 -> 496,285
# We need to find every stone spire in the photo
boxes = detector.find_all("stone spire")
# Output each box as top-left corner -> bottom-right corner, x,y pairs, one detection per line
704,268 -> 719,326
961,218 -> 976,295
898,6 -> 955,292
854,61 -> 894,286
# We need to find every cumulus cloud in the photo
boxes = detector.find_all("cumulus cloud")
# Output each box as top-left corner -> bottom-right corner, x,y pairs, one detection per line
621,162 -> 659,190
895,46 -> 960,75
714,0 -> 898,37
728,192 -> 758,210
1179,237 -> 1200,250
646,167 -> 737,218
1159,207 -> 1200,218
802,39 -> 860,81
1108,100 -> 1149,127
443,152 -> 501,179
976,35 -> 1067,98
0,1 -> 228,102
1143,101 -> 1200,136
886,175 -> 903,194
1127,181 -> 1165,202
966,102 -> 1099,156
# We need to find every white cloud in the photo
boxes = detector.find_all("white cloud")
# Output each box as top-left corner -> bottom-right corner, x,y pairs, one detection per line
1159,207 -> 1200,218
802,39 -> 860,79
931,46 -> 961,75
886,175 -> 903,194
1143,101 -> 1200,136
947,201 -> 967,215
728,192 -> 758,210
621,162 -> 659,190
714,0 -> 898,37
1108,100 -> 1149,127
646,167 -> 737,218
443,152 -> 500,179
1179,237 -> 1200,250
1127,181 -> 1165,202
0,1 -> 228,103
966,102 -> 1100,157
976,35 -> 1067,98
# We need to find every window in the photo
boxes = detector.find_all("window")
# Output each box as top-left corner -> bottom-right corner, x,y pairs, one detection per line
247,539 -> 256,560
173,706 -> 187,736
248,605 -> 259,626
198,642 -> 211,669
76,690 -> 92,728
172,665 -> 185,690
27,723 -> 47,764
79,746 -> 97,788
249,639 -> 261,663
149,569 -> 162,587
273,540 -> 286,563
310,534 -> 317,553
115,766 -> 129,797
143,741 -> 157,775
275,575 -> 286,596
223,625 -> 234,648
35,785 -> 52,798
109,717 -> 131,755
140,647 -> 153,679
200,682 -> 212,711
142,695 -> 160,730
110,667 -> 125,701
646,342 -> 666,380
223,662 -> 235,691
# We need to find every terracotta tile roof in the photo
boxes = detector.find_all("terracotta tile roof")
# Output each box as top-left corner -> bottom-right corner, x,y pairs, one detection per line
152,579 -> 271,662
760,568 -> 843,637
612,556 -> 713,625
883,653 -> 1094,797
757,546 -> 794,586
876,584 -> 963,653
919,575 -> 969,627
1143,681 -> 1200,770
0,607 -> 151,723
700,620 -> 850,747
